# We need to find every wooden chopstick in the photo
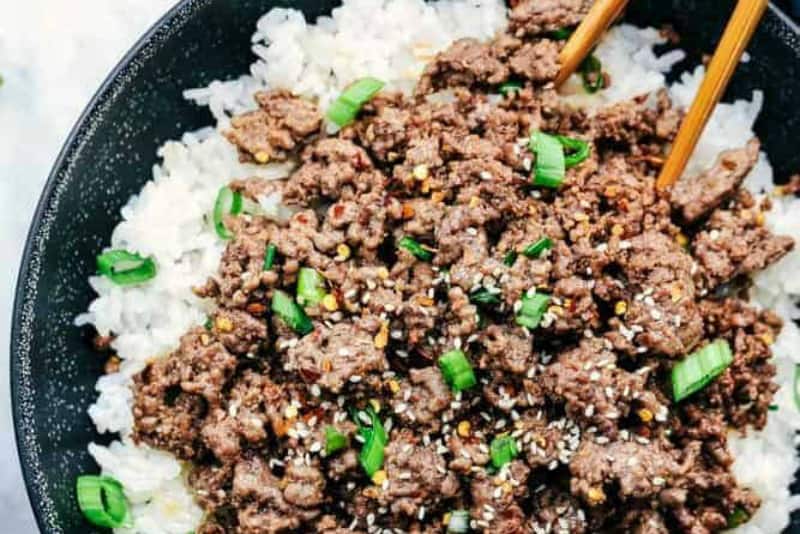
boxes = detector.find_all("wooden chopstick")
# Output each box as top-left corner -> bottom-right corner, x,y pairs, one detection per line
555,0 -> 630,87
656,0 -> 769,190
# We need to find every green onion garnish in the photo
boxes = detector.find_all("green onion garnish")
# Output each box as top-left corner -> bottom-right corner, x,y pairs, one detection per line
204,318 -> 213,331
549,28 -> 574,40
271,290 -> 313,335
76,475 -> 131,529
438,350 -> 477,392
504,250 -> 518,267
263,243 -> 277,270
96,250 -> 157,286
522,237 -> 553,258
671,339 -> 734,402
556,135 -> 591,168
726,508 -> 750,528
490,435 -> 519,469
580,55 -> 604,94
769,404 -> 779,412
470,288 -> 502,306
213,186 -> 243,239
356,408 -> 387,477
530,131 -> 566,189
515,292 -> 550,329
325,426 -> 348,455
793,364 -> 800,410
398,236 -> 434,262
498,81 -> 523,96
327,77 -> 386,128
297,267 -> 327,307
447,510 -> 471,533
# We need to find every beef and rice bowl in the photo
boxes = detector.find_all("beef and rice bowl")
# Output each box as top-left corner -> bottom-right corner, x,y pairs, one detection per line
74,1 -> 800,533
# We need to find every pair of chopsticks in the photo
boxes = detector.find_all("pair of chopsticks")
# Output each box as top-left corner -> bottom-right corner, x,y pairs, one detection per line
556,0 -> 769,190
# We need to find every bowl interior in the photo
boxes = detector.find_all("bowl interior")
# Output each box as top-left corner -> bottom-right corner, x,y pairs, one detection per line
11,1 -> 800,532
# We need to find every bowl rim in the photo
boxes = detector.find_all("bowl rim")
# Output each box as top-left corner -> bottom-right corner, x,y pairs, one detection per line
9,0 -> 207,530
9,1 -> 800,533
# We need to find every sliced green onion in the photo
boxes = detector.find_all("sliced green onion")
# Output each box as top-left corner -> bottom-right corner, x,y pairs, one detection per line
327,77 -> 386,128
213,186 -> 243,239
297,267 -> 327,307
438,350 -> 477,392
504,250 -> 518,267
580,55 -> 604,94
769,404 -> 779,412
204,318 -> 213,331
263,244 -> 277,270
556,135 -> 591,168
530,131 -> 566,189
516,292 -> 550,330
398,236 -> 434,262
498,81 -> 523,96
671,339 -> 734,402
549,27 -> 574,40
96,250 -> 157,286
76,475 -> 131,529
490,435 -> 519,469
470,288 -> 501,306
726,508 -> 750,528
447,510 -> 470,533
325,426 -> 348,455
522,237 -> 553,258
357,408 -> 387,477
793,364 -> 800,410
271,290 -> 313,335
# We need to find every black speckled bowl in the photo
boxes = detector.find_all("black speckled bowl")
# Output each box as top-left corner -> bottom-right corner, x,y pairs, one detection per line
10,1 -> 800,532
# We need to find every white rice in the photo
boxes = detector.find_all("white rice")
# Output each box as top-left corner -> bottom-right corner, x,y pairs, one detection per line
78,1 -> 800,532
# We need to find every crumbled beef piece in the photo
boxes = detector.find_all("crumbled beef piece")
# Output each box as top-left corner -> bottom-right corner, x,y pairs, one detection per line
195,216 -> 273,308
516,413 -> 581,470
692,191 -> 794,289
322,189 -> 398,259
354,94 -> 410,162
509,40 -> 561,82
697,298 -> 780,429
447,433 -> 491,473
543,338 -> 664,436
376,430 -> 460,517
590,91 -> 682,145
613,231 -> 704,357
621,509 -> 670,534
479,324 -> 534,374
671,139 -> 760,223
508,0 -> 591,37
189,462 -> 233,513
549,276 -> 600,334
202,411 -> 242,463
570,437 -> 681,504
391,367 -> 451,430
211,308 -> 268,355
232,455 -> 322,532
133,329 -> 237,459
445,286 -> 480,340
469,461 -> 530,532
316,515 -> 365,534
416,38 -> 510,95
400,198 -> 446,238
225,90 -> 321,162
285,138 -> 383,203
531,489 -> 588,534
284,320 -> 387,393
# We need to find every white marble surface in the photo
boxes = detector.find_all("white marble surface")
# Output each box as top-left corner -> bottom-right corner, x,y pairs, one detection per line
0,1 -> 176,531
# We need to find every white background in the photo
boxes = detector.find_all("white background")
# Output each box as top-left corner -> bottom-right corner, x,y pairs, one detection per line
0,1 -> 175,531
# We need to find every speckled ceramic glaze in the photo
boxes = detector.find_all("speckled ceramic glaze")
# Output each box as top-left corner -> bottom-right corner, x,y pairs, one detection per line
10,1 -> 800,532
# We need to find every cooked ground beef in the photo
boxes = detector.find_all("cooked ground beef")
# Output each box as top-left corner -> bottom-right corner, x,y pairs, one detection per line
129,4 -> 795,532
